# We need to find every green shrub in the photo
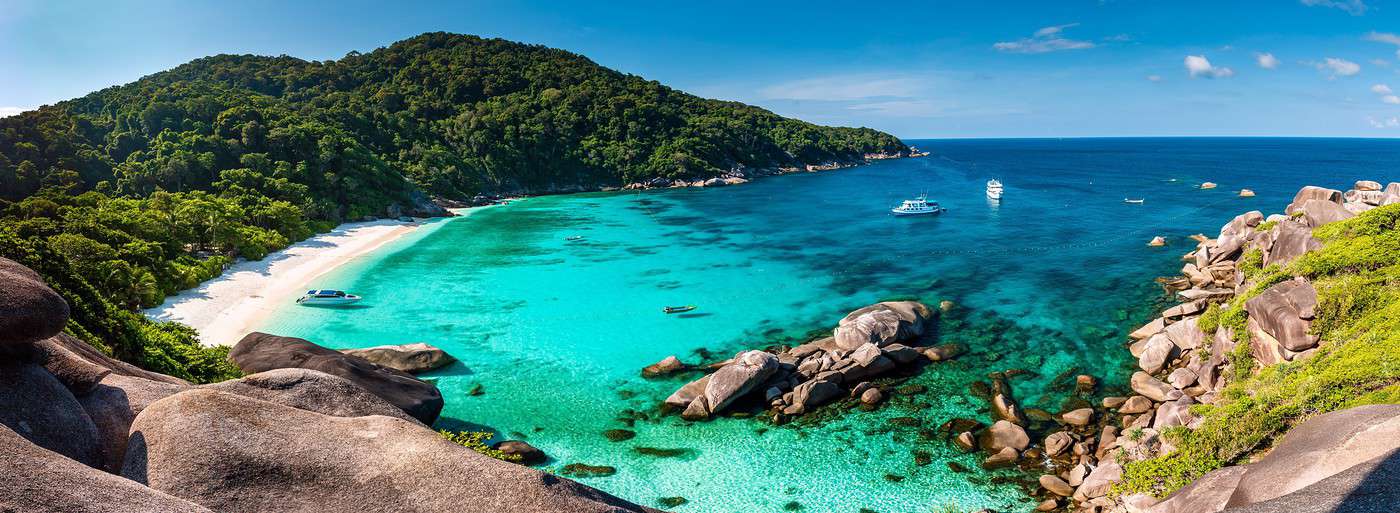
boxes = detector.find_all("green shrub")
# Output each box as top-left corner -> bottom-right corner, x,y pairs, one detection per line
438,430 -> 523,463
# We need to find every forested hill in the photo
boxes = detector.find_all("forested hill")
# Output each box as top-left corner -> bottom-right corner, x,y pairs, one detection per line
1,31 -> 907,207
0,32 -> 906,384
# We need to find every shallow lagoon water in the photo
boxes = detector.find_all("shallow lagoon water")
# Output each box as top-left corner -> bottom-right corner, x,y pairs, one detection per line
260,138 -> 1400,512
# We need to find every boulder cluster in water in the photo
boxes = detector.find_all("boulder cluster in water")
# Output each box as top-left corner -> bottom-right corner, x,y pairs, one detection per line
657,301 -> 965,422
966,182 -> 1400,513
0,257 -> 660,513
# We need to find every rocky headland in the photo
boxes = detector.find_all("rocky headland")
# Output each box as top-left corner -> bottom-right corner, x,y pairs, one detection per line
952,181 -> 1400,513
0,257 -> 659,513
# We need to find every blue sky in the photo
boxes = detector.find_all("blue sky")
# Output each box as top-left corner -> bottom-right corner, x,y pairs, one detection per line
5,0 -> 1400,137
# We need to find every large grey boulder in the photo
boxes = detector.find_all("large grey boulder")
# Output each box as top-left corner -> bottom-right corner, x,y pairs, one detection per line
340,342 -> 455,373
832,301 -> 933,350
696,350 -> 777,417
123,389 -> 659,513
79,373 -> 186,473
1264,221 -> 1320,268
0,361 -> 102,468
1139,333 -> 1178,374
1223,451 -> 1400,513
230,332 -> 443,424
1244,277 -> 1319,353
1147,466 -> 1249,513
203,368 -> 418,423
1285,186 -> 1343,214
1295,199 -> 1355,228
0,424 -> 211,513
1225,404 -> 1400,507
1131,371 -> 1178,402
0,257 -> 70,347
1213,211 -> 1264,263
979,420 -> 1030,452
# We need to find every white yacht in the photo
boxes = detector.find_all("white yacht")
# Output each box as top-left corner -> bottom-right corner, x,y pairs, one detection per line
986,179 -> 1004,200
296,289 -> 362,306
891,195 -> 945,216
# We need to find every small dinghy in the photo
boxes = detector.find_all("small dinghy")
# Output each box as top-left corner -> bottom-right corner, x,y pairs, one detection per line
565,235 -> 585,241
663,305 -> 697,314
296,289 -> 362,306
1124,198 -> 1145,204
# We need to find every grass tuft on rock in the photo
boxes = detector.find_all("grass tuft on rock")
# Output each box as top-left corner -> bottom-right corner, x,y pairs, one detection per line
437,430 -> 522,463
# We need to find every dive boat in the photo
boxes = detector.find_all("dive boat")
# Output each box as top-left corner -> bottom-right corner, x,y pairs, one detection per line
663,305 -> 697,314
891,195 -> 945,216
1124,198 -> 1145,204
296,289 -> 362,306
986,179 -> 1004,200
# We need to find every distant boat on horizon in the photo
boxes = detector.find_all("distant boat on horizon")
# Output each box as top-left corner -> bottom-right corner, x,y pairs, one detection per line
986,179 -> 1004,200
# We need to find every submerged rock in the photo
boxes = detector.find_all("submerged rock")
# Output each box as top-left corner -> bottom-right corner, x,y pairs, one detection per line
641,355 -> 687,378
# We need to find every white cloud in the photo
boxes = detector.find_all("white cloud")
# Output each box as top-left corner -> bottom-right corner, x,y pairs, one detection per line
1372,59 -> 1391,68
1317,57 -> 1361,78
845,100 -> 946,117
1146,74 -> 1164,82
1184,55 -> 1235,79
0,107 -> 27,118
1302,0 -> 1368,15
759,76 -> 925,101
1368,116 -> 1400,128
1365,31 -> 1400,45
1256,53 -> 1279,69
994,23 -> 1096,54
1385,95 -> 1400,104
1373,84 -> 1393,94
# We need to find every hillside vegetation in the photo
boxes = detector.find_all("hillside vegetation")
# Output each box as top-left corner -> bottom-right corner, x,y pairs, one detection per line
0,32 -> 907,382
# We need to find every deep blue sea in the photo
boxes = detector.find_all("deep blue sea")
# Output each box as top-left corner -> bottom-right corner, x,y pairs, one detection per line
259,138 -> 1400,512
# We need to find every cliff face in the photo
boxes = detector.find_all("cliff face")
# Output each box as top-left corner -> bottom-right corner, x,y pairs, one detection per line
995,182 -> 1400,513
0,256 -> 659,513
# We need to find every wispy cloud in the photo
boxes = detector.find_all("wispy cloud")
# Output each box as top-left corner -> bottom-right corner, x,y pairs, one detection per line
1364,32 -> 1400,59
758,76 -> 925,101
1301,0 -> 1368,15
1372,84 -> 1393,94
845,100 -> 948,117
0,107 -> 27,118
1368,84 -> 1398,104
1315,57 -> 1361,78
1368,115 -> 1399,128
1146,74 -> 1164,82
1184,55 -> 1235,79
1256,52 -> 1280,69
993,23 -> 1095,54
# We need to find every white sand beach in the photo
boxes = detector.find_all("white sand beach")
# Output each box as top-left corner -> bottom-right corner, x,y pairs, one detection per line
144,219 -> 431,346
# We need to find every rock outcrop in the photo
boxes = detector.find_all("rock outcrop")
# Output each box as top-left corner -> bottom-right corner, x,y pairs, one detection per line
0,423 -> 212,513
123,389 -> 660,513
0,257 -> 70,347
230,332 -> 444,424
203,368 -> 419,423
665,301 -> 945,421
340,342 -> 455,373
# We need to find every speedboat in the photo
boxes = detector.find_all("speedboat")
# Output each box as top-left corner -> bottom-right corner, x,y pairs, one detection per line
891,195 -> 945,216
565,235 -> 585,242
1124,198 -> 1145,204
986,179 -> 1004,200
663,305 -> 697,314
296,289 -> 362,306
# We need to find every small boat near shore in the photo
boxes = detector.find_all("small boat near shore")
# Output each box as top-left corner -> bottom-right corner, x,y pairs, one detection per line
565,235 -> 585,241
296,289 -> 362,306
663,305 -> 697,314
986,179 -> 1004,200
1124,198 -> 1145,204
891,194 -> 945,216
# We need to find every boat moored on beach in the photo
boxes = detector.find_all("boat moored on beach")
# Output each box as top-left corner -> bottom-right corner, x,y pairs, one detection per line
891,195 -> 945,216
296,289 -> 362,306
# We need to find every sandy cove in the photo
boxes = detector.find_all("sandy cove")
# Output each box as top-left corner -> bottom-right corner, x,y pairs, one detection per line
144,216 -> 451,346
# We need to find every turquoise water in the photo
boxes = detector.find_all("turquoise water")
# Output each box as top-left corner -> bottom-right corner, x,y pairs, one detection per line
259,138 -> 1400,512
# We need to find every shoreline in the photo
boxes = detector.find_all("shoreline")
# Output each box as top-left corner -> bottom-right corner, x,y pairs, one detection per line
143,215 -> 461,346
